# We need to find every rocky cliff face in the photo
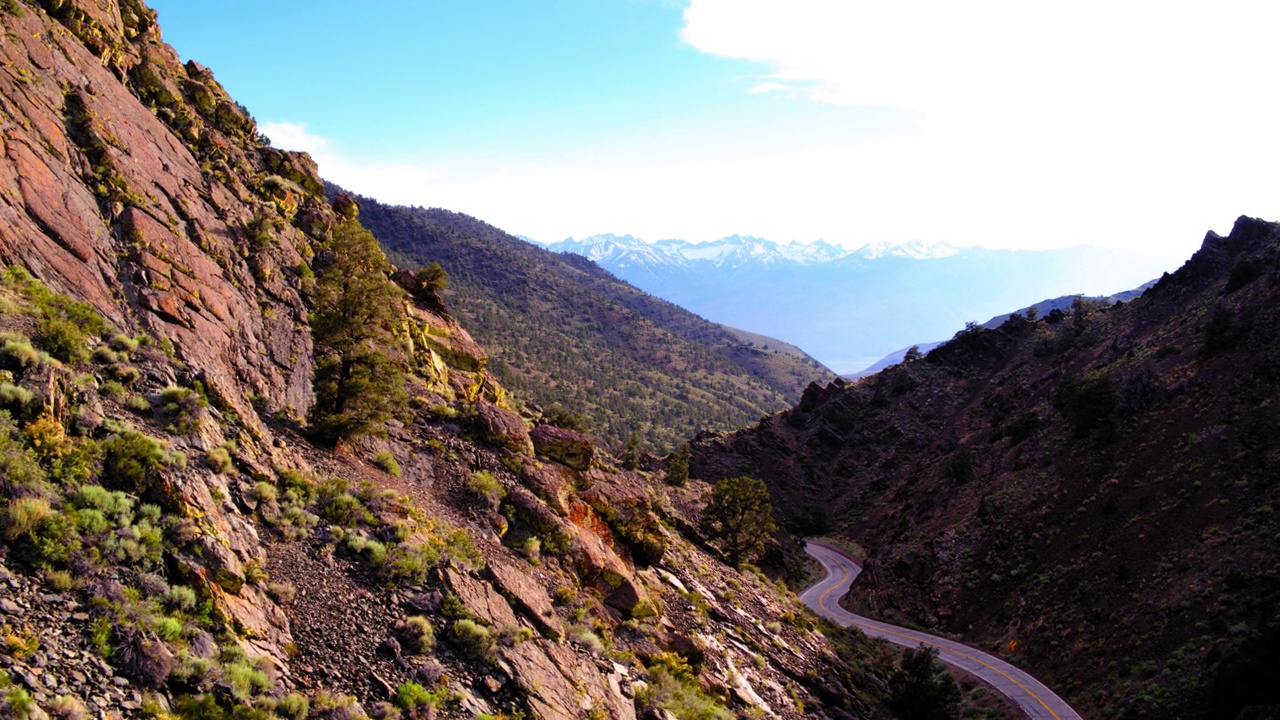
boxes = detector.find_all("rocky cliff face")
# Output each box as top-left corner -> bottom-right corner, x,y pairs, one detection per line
0,2 -> 902,719
692,216 -> 1280,718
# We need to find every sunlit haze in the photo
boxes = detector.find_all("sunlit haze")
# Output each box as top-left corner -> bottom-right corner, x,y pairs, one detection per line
150,1 -> 1280,266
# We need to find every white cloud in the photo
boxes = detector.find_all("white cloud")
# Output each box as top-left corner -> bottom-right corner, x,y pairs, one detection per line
259,121 -> 330,155
259,121 -> 443,206
676,0 -> 1280,262
261,0 -> 1280,273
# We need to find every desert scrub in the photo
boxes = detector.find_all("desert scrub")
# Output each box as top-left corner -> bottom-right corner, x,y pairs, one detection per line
394,681 -> 442,717
396,616 -> 435,654
636,653 -> 731,720
316,476 -> 374,527
449,619 -> 495,660
158,384 -> 205,433
108,333 -> 139,355
124,394 -> 151,414
0,334 -> 42,370
467,469 -> 504,509
373,450 -> 400,476
110,364 -> 143,386
205,443 -> 234,474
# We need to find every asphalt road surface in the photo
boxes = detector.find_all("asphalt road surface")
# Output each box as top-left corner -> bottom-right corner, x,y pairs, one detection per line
800,541 -> 1083,720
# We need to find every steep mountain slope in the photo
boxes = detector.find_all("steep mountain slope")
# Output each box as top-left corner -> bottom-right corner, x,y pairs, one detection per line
354,197 -> 833,453
690,216 -> 1280,718
0,3 -> 901,719
550,233 -> 1172,373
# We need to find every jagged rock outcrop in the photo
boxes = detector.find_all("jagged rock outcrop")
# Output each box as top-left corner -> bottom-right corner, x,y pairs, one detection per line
0,0 -> 320,428
0,3 -> 905,720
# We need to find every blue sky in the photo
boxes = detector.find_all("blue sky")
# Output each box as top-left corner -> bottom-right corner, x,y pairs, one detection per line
149,1 -> 1280,267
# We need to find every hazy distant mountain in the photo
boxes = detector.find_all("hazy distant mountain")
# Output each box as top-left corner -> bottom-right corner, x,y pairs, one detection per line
546,234 -> 1174,373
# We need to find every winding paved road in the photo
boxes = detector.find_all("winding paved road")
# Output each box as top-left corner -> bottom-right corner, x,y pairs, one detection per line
800,541 -> 1083,720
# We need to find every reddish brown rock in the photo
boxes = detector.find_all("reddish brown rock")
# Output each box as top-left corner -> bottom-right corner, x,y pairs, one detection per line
531,424 -> 594,470
475,400 -> 533,455
487,558 -> 563,640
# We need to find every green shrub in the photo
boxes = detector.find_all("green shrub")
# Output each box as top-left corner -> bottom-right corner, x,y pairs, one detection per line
159,385 -> 204,433
443,528 -> 482,569
0,383 -> 35,411
0,336 -> 41,369
250,482 -> 278,506
99,380 -> 126,398
73,508 -> 110,535
636,658 -> 730,720
223,660 -> 271,701
397,616 -> 434,654
276,693 -> 309,720
450,619 -> 494,660
125,394 -> 151,413
109,333 -> 140,355
111,365 -> 143,386
163,585 -> 198,612
383,542 -> 441,584
100,431 -> 171,493
270,693 -> 307,720
154,616 -> 183,642
3,497 -> 53,541
373,450 -> 400,476
394,682 -> 440,717
467,470 -> 504,508
205,446 -> 233,474
36,318 -> 90,364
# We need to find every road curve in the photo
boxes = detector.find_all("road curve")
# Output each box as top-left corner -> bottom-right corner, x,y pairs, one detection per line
801,541 -> 1083,720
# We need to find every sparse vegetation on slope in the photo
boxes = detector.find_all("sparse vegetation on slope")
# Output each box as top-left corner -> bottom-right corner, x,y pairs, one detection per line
0,3 -> 921,719
352,196 -> 834,453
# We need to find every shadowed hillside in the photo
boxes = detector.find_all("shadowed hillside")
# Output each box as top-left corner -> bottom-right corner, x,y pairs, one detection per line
691,216 -> 1280,719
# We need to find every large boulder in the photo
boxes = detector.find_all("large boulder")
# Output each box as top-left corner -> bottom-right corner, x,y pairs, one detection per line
531,425 -> 594,470
475,400 -> 533,455
487,559 -> 563,640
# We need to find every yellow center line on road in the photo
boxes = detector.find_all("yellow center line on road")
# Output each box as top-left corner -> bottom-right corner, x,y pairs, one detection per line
807,545 -> 1065,720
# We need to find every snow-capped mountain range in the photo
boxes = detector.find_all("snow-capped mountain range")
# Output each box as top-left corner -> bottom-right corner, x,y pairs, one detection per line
546,234 -> 958,271
539,233 -> 1174,374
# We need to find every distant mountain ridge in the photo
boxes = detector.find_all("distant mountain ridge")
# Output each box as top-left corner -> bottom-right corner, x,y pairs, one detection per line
548,233 -> 956,271
546,234 -> 1173,373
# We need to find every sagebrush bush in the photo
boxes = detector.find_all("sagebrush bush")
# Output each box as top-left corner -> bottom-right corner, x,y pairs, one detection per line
373,450 -> 400,476
205,446 -> 233,474
450,619 -> 494,660
163,585 -> 197,612
397,616 -> 434,654
37,318 -> 90,364
4,497 -> 53,541
467,470 -> 504,509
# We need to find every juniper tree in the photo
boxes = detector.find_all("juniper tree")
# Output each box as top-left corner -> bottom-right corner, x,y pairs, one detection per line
699,475 -> 777,565
308,216 -> 408,444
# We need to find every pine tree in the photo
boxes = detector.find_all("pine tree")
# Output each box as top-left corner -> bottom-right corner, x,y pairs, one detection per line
699,475 -> 776,565
621,432 -> 640,470
308,216 -> 408,444
665,442 -> 690,486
